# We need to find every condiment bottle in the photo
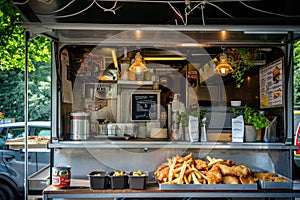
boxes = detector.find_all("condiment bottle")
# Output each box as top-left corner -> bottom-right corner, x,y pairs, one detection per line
171,94 -> 180,140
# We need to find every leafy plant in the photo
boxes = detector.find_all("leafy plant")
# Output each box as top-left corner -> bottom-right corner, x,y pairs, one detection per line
227,48 -> 257,88
0,0 -> 51,71
231,106 -> 269,130
180,108 -> 207,127
180,111 -> 189,126
0,62 -> 51,122
294,40 -> 300,106
0,1 -> 51,121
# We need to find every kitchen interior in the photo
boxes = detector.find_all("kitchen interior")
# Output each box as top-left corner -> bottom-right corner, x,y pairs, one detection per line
58,35 -> 285,143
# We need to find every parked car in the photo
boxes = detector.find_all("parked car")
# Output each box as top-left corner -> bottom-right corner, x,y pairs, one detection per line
294,108 -> 300,168
0,121 -> 50,199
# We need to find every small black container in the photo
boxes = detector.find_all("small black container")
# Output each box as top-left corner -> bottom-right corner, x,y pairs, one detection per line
109,171 -> 128,189
88,171 -> 109,189
128,171 -> 148,190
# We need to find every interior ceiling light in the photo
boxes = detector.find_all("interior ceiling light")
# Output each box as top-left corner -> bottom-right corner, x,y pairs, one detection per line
214,49 -> 233,77
111,49 -> 118,70
144,57 -> 186,61
129,52 -> 148,75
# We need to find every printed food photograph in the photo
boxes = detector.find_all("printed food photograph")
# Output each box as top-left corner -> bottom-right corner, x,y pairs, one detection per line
272,66 -> 281,83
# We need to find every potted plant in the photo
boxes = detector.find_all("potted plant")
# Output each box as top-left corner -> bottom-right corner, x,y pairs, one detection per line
231,106 -> 269,142
179,111 -> 189,141
180,108 -> 207,141
188,108 -> 207,127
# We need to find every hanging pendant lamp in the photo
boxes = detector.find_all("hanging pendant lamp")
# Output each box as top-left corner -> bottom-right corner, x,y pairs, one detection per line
128,52 -> 148,75
214,52 -> 233,76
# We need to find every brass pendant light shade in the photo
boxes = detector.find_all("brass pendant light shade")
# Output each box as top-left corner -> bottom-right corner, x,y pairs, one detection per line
214,53 -> 233,76
128,52 -> 148,75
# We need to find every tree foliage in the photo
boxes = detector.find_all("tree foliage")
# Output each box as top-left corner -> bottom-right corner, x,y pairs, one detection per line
0,61 -> 51,121
0,0 -> 51,121
294,40 -> 300,106
0,0 -> 51,71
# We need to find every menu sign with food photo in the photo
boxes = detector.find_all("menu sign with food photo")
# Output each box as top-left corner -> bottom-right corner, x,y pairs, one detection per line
259,58 -> 283,108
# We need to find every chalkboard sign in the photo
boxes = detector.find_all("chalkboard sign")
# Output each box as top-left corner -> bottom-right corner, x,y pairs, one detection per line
131,91 -> 160,121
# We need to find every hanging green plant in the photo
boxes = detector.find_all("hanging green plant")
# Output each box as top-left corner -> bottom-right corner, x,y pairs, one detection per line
227,48 -> 257,88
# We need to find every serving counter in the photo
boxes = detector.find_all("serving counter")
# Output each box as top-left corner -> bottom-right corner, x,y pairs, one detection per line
48,141 -> 295,150
45,140 -> 299,199
43,178 -> 300,200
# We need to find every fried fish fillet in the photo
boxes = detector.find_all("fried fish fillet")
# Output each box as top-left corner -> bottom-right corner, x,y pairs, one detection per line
194,159 -> 208,171
254,172 -> 289,182
154,163 -> 170,182
224,159 -> 236,167
272,177 -> 289,182
217,164 -> 251,177
223,175 -> 240,184
205,165 -> 223,184
253,172 -> 277,181
233,165 -> 252,177
239,175 -> 259,184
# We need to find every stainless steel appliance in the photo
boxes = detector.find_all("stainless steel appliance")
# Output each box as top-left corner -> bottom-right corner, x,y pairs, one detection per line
70,112 -> 90,140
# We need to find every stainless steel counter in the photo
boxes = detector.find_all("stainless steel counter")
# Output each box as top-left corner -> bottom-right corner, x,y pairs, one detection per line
48,141 -> 297,150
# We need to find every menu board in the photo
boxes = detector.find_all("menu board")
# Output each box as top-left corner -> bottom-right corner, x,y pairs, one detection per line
131,91 -> 160,121
259,58 -> 283,108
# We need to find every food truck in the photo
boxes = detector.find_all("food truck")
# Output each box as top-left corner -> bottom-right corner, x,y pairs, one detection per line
12,0 -> 300,199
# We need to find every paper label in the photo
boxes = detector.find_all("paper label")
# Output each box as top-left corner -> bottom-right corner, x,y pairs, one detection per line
189,116 -> 199,142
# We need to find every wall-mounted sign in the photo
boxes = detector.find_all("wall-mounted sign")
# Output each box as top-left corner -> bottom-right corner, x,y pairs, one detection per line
131,91 -> 160,121
187,70 -> 198,88
259,58 -> 283,109
84,83 -> 117,99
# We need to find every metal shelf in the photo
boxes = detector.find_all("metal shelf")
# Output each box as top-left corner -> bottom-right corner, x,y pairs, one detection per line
48,140 -> 297,150
117,80 -> 154,85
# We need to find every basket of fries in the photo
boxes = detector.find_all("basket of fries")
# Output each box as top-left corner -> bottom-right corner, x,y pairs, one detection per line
109,170 -> 128,189
128,170 -> 148,190
88,171 -> 109,189
154,153 -> 258,190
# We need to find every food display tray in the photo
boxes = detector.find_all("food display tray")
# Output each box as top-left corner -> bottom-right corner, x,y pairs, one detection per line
259,177 -> 293,189
29,164 -> 50,190
158,183 -> 258,190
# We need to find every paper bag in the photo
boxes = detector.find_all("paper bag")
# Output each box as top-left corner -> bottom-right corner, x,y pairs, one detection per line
189,116 -> 199,142
232,115 -> 244,142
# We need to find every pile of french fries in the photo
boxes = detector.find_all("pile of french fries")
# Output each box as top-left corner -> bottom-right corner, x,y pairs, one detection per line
155,153 -> 222,184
